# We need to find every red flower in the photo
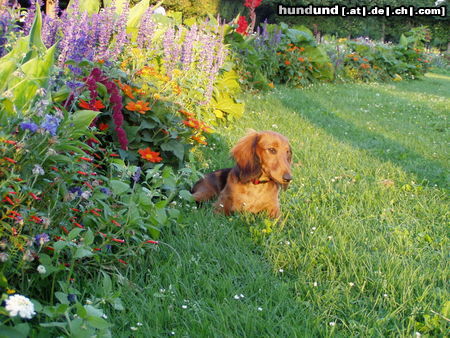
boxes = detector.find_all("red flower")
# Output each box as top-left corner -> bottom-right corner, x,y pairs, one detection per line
244,0 -> 262,8
78,99 -> 105,111
98,123 -> 109,131
3,157 -> 17,164
236,16 -> 249,35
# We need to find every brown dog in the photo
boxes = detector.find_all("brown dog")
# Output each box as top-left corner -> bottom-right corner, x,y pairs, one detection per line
191,130 -> 293,218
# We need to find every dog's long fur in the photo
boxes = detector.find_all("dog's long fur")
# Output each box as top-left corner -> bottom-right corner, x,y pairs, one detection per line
191,130 -> 293,218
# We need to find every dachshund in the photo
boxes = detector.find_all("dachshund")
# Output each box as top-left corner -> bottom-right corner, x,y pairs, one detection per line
191,130 -> 293,218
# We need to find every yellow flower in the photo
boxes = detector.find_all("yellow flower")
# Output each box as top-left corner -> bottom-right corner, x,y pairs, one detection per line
172,69 -> 182,77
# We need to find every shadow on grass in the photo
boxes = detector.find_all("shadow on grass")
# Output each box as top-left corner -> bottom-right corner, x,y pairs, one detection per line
277,87 -> 449,189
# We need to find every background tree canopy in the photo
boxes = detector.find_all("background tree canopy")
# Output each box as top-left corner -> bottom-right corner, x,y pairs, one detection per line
218,0 -> 449,49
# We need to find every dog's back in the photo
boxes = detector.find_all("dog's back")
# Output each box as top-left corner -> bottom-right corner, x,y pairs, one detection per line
191,168 -> 232,202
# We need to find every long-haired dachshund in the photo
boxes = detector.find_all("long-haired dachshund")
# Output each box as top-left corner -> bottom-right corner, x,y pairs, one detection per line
191,130 -> 293,218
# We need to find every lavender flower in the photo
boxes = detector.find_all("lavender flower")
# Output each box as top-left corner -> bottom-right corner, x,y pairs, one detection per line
66,80 -> 84,91
100,187 -> 111,195
40,114 -> 61,136
181,25 -> 198,70
32,164 -> 45,176
137,9 -> 156,50
132,167 -> 142,183
20,121 -> 39,133
34,233 -> 50,246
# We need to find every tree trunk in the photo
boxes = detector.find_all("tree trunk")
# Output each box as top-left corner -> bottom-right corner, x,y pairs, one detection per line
46,0 -> 58,19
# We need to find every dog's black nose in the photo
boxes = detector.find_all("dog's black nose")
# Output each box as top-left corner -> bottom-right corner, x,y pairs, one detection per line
283,173 -> 293,182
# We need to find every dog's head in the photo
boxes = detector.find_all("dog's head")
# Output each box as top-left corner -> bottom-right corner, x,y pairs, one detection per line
231,130 -> 293,187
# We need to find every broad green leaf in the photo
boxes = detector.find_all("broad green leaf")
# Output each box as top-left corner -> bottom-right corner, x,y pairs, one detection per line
67,0 -> 100,15
126,0 -> 150,40
110,180 -> 130,195
9,44 -> 57,114
0,323 -> 30,338
67,110 -> 100,131
160,140 -> 185,161
68,227 -> 84,240
84,229 -> 94,246
53,240 -> 68,252
103,0 -> 128,14
86,316 -> 110,330
74,247 -> 93,259
179,190 -> 194,202
0,60 -> 19,92
28,5 -> 46,53
211,92 -> 244,120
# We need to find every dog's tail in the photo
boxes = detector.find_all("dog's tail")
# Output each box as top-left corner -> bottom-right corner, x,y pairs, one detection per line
191,168 -> 232,203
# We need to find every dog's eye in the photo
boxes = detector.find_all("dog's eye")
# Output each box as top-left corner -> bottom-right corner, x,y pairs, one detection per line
268,148 -> 277,154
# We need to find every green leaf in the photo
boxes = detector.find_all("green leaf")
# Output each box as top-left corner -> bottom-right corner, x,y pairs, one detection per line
86,316 -> 110,330
68,228 -> 84,241
28,4 -> 46,53
0,271 -> 8,288
110,180 -> 130,195
127,0 -> 150,41
102,272 -> 112,295
67,0 -> 100,15
104,0 -> 128,14
74,247 -> 93,259
84,229 -> 94,246
40,322 -> 68,328
84,305 -> 104,318
0,323 -> 30,338
53,240 -> 68,252
161,140 -> 185,161
67,110 -> 100,132
179,190 -> 194,202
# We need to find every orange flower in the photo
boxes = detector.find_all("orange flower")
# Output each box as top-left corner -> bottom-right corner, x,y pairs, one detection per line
298,57 -> 305,62
126,101 -> 151,114
117,81 -> 135,99
268,82 -> 274,88
363,58 -> 369,62
178,109 -> 194,118
138,147 -> 163,163
284,60 -> 291,66
78,99 -> 105,111
183,117 -> 212,133
192,135 -> 207,145
299,47 -> 305,52
353,57 -> 359,61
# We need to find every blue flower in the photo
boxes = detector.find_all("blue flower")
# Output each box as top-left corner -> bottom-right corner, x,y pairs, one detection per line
69,186 -> 83,196
34,233 -> 50,246
40,114 -> 61,136
66,80 -> 84,91
100,187 -> 111,195
20,122 -> 39,133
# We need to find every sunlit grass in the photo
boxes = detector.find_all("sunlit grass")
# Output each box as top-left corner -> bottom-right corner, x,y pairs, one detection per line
93,75 -> 448,336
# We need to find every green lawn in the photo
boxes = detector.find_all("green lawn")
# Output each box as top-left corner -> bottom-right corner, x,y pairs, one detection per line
99,74 -> 449,336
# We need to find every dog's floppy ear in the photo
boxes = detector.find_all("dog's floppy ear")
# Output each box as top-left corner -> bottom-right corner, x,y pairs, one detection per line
231,130 -> 261,183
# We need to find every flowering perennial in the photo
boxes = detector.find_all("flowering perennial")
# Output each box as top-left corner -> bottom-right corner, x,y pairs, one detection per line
5,294 -> 36,319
